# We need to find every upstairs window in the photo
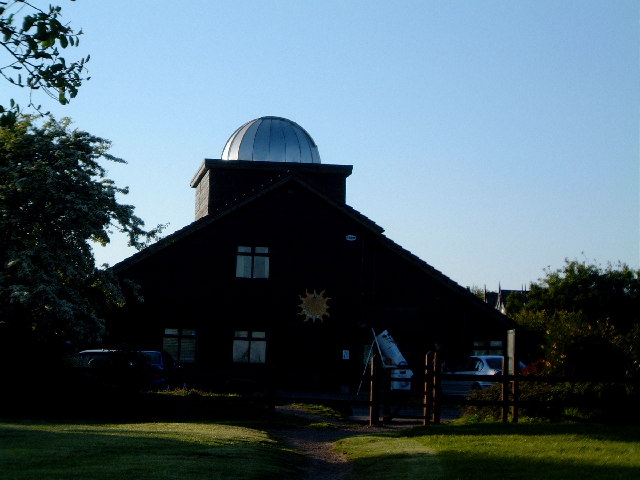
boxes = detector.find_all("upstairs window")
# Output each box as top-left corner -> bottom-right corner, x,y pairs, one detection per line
236,246 -> 269,279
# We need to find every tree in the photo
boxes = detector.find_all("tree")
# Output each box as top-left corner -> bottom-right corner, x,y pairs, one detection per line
0,115 -> 162,358
1,0 -> 89,125
513,259 -> 640,377
468,285 -> 485,300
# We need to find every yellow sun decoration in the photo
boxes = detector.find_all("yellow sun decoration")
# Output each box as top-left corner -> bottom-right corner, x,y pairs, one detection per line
298,289 -> 330,323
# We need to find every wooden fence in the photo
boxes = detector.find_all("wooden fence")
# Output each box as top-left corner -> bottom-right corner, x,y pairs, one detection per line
367,353 -> 639,426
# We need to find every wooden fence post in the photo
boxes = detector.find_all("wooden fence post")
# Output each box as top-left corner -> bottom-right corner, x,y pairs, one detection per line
501,356 -> 509,423
433,352 -> 441,424
369,354 -> 380,426
511,349 -> 519,423
423,352 -> 434,426
512,372 -> 519,423
508,328 -> 518,423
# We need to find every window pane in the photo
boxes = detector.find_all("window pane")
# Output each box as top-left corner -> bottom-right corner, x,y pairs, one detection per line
235,331 -> 249,338
250,340 -> 266,364
233,340 -> 250,363
164,328 -> 179,336
163,337 -> 179,358
253,256 -> 269,278
487,358 -> 503,369
237,246 -> 252,253
180,338 -> 196,362
236,255 -> 252,278
182,329 -> 196,337
252,331 -> 266,339
255,246 -> 269,254
141,351 -> 162,363
463,359 -> 476,370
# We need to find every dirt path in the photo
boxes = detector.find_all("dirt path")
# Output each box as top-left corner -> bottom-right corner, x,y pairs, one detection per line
272,405 -> 414,480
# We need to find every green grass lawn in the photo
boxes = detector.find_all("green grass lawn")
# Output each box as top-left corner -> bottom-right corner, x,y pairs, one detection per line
3,417 -> 639,480
336,422 -> 640,480
0,421 -> 302,480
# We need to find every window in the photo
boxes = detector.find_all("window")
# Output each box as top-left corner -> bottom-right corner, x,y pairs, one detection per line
462,358 -> 483,372
233,330 -> 266,364
163,328 -> 196,362
236,246 -> 269,278
472,339 -> 503,356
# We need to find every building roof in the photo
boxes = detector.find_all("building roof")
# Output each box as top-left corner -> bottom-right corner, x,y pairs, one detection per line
112,172 -> 513,328
112,171 -> 382,273
220,116 -> 321,164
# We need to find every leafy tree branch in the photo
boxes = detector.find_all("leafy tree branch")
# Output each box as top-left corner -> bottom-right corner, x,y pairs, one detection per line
1,0 -> 89,125
0,115 -> 164,349
513,259 -> 640,377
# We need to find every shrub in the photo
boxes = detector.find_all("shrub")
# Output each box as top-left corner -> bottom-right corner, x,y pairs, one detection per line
461,380 -> 640,424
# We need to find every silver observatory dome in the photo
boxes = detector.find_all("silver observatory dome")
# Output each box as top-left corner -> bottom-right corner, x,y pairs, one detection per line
221,116 -> 321,164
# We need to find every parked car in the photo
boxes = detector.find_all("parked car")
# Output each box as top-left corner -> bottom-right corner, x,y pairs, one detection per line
77,349 -> 128,368
135,350 -> 181,388
76,349 -> 181,390
441,355 -> 524,397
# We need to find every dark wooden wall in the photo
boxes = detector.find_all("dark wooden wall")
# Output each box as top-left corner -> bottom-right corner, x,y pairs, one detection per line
109,177 -> 512,389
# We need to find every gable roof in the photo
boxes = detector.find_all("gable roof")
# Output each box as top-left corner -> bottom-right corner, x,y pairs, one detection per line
112,171 -> 381,273
111,171 -> 513,327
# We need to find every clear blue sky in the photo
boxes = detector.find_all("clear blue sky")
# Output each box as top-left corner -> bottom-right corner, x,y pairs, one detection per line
19,0 -> 639,289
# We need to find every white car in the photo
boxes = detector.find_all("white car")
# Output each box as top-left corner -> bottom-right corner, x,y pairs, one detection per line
441,355 -> 521,396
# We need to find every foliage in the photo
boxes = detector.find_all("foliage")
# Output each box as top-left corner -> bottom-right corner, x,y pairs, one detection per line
0,115 -> 162,356
511,260 -> 640,377
519,260 -> 639,331
468,285 -> 485,299
462,380 -> 640,424
156,388 -> 240,398
503,289 -> 528,315
288,402 -> 349,420
0,0 -> 89,125
460,383 -> 503,421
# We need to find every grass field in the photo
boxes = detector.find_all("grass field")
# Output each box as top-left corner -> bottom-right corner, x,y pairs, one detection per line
2,418 -> 639,480
0,421 -> 302,480
337,422 -> 640,480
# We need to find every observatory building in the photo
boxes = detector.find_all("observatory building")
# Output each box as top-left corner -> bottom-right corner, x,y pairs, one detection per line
109,116 -> 516,390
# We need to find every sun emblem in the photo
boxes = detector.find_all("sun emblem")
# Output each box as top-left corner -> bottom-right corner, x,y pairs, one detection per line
298,289 -> 331,323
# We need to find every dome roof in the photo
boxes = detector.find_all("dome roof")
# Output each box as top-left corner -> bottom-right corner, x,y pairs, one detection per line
221,116 -> 321,164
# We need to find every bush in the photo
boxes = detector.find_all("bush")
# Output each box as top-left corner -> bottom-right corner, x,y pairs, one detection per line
1,366 -> 272,422
461,380 -> 640,424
